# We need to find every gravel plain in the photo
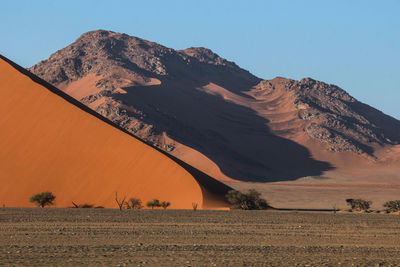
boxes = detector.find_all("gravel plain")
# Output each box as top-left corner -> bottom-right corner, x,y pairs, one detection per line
1,208 -> 400,266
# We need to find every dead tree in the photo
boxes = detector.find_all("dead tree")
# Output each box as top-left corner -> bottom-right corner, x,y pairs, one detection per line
115,192 -> 126,211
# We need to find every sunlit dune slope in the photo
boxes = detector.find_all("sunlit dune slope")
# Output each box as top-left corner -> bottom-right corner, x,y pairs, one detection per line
0,55 -> 230,209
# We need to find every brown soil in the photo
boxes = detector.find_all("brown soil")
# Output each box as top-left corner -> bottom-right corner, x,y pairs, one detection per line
1,208 -> 399,266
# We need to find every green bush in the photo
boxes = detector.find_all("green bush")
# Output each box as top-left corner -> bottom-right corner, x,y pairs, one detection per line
29,191 -> 56,208
146,199 -> 161,209
126,198 -> 143,209
161,201 -> 171,209
226,189 -> 270,210
383,200 -> 400,212
345,198 -> 372,211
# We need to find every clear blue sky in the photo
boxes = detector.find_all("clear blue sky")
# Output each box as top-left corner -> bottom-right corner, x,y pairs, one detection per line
1,0 -> 399,119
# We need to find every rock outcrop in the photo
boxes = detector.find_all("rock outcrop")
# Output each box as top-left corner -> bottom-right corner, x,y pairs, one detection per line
256,78 -> 400,155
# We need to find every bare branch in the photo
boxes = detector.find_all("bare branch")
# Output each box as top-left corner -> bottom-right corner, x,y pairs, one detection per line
71,201 -> 79,208
115,192 -> 126,211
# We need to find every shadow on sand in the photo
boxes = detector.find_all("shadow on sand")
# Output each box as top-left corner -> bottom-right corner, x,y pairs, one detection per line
114,60 -> 334,182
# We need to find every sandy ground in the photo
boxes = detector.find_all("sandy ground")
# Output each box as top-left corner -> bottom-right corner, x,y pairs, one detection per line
1,208 -> 400,266
227,164 -> 400,209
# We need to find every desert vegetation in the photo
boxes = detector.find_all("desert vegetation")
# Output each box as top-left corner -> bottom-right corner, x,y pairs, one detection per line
345,198 -> 372,211
383,200 -> 400,212
29,191 -> 56,208
25,191 -> 400,213
115,192 -> 126,211
25,190 -> 400,213
226,189 -> 270,210
114,192 -> 172,210
125,198 -> 143,209
71,202 -> 94,208
160,201 -> 170,209
146,199 -> 161,209
192,202 -> 198,211
71,202 -> 104,209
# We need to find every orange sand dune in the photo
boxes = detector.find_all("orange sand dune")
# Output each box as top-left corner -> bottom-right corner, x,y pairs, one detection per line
0,56 -> 229,209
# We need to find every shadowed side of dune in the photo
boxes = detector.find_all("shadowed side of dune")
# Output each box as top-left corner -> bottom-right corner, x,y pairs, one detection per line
0,55 -> 230,209
114,79 -> 334,182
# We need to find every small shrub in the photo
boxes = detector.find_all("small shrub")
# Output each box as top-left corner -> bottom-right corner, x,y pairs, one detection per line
192,202 -> 198,211
71,202 -> 94,208
80,203 -> 94,208
226,189 -> 270,210
383,200 -> 400,212
161,201 -> 170,209
345,199 -> 356,209
126,198 -> 143,210
146,199 -> 161,209
29,191 -> 56,208
345,198 -> 372,211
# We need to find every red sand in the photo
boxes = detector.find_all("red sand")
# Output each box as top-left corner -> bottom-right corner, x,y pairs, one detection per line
58,73 -> 103,100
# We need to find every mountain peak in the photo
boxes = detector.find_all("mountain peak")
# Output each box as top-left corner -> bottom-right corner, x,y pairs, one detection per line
76,29 -> 152,47
29,30 -> 254,86
181,47 -> 225,64
79,29 -> 115,38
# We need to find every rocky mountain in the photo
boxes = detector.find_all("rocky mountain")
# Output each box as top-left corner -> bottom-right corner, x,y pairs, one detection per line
29,30 -> 400,184
256,78 -> 400,155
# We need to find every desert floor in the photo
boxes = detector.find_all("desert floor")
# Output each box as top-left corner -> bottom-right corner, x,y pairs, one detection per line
1,208 -> 400,266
